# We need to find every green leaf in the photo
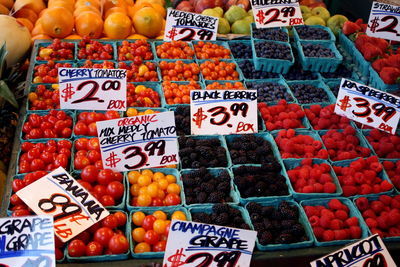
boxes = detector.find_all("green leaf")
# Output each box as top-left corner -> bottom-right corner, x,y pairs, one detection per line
0,80 -> 18,108
0,42 -> 8,80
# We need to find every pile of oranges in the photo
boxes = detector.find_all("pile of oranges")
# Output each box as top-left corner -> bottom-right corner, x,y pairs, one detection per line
159,61 -> 200,81
13,0 -> 167,42
162,81 -> 201,104
128,169 -> 181,207
194,41 -> 232,60
206,81 -> 246,90
156,41 -> 195,59
200,60 -> 240,81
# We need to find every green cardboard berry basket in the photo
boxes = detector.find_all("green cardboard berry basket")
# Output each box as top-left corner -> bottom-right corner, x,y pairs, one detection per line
26,83 -> 60,111
153,41 -> 195,60
192,40 -> 233,60
339,33 -> 370,79
236,59 -> 283,80
34,40 -> 77,64
196,59 -> 244,82
161,80 -> 204,108
127,82 -> 165,108
251,40 -> 294,74
29,61 -> 76,84
244,199 -> 314,251
157,59 -> 201,83
75,40 -> 118,61
116,40 -> 156,61
246,78 -> 297,105
286,80 -> 336,105
251,23 -> 289,42
292,25 -> 335,43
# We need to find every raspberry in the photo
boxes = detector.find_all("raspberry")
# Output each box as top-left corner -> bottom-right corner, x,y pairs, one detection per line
313,183 -> 324,192
392,199 -> 400,209
349,226 -> 361,239
388,210 -> 400,226
308,215 -> 320,227
379,195 -> 392,206
322,229 -> 335,241
388,227 -> 400,237
380,180 -> 394,192
303,185 -> 314,193
335,210 -> 349,221
383,161 -> 395,170
365,218 -> 378,228
287,129 -> 295,138
377,214 -> 390,230
320,215 -> 331,228
328,199 -> 343,210
323,182 -> 336,193
371,228 -> 384,238
342,185 -> 358,197
313,226 -> 325,240
343,126 -> 356,135
371,200 -> 385,213
334,229 -> 349,240
360,184 -> 372,195
345,217 -> 359,227
304,206 -> 319,217
363,209 -> 377,219
330,219 -> 344,230
350,161 -> 363,171
370,162 -> 383,173
320,209 -> 335,219
355,197 -> 369,211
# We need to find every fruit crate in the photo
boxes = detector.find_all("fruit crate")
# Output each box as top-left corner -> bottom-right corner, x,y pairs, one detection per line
71,170 -> 127,211
361,129 -> 400,160
317,129 -> 374,163
127,82 -> 165,108
353,193 -> 400,243
251,23 -> 289,42
117,40 -> 157,61
161,81 -> 204,108
180,167 -> 240,207
119,60 -> 162,82
295,41 -> 343,73
236,59 -> 284,81
196,59 -> 245,82
368,66 -> 400,92
74,40 -> 118,61
20,109 -> 75,142
244,199 -> 314,251
128,206 -> 191,258
339,33 -> 370,79
231,163 -> 293,204
153,41 -> 195,61
66,210 -> 130,262
203,80 -> 247,90
300,197 -> 370,247
126,168 -> 185,212
282,159 -> 343,200
34,40 -> 78,64
26,83 -> 60,111
331,158 -> 395,198
246,78 -> 297,105
192,40 -> 233,60
251,40 -> 294,74
29,61 -> 76,84
292,25 -> 336,43
286,80 -> 336,105
379,159 -> 400,193
228,40 -> 253,60
157,59 -> 202,83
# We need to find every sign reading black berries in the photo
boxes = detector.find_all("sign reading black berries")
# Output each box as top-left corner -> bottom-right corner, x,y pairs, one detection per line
250,0 -> 303,28
190,90 -> 258,135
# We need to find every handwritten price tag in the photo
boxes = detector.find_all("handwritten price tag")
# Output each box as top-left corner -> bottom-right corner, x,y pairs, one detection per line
97,111 -> 179,171
334,79 -> 400,134
164,9 -> 219,41
251,0 -> 303,28
366,1 -> 400,41
0,216 -> 55,267
163,220 -> 257,267
190,90 -> 258,135
58,68 -> 127,111
310,234 -> 396,267
16,167 -> 109,242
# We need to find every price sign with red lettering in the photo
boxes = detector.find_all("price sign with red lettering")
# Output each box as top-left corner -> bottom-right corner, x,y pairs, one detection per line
96,111 -> 179,171
58,67 -> 127,111
334,79 -> 400,134
251,0 -> 303,28
366,1 -> 400,41
0,216 -> 55,267
163,220 -> 257,267
164,9 -> 219,41
16,167 -> 109,242
190,90 -> 258,135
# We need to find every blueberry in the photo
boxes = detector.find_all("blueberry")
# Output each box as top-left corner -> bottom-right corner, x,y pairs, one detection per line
289,83 -> 330,104
328,83 -> 340,97
229,42 -> 252,59
255,41 -> 292,60
252,25 -> 288,42
283,63 -> 318,80
238,60 -> 280,79
301,43 -> 335,58
295,25 -> 331,40
321,64 -> 352,79
246,81 -> 293,103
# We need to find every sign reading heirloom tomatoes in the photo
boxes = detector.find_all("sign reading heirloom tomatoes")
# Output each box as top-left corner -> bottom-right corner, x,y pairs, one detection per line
366,1 -> 400,41
58,67 -> 127,111
164,9 -> 219,41
310,234 -> 396,267
163,220 -> 257,267
0,216 -> 55,267
334,79 -> 400,134
251,0 -> 303,28
96,111 -> 179,171
190,90 -> 258,135
16,167 -> 109,242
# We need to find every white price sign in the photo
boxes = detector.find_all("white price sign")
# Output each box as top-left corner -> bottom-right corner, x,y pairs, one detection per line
251,0 -> 303,28
58,67 -> 127,111
311,234 -> 397,267
190,90 -> 258,135
163,220 -> 257,267
16,167 -> 109,242
334,79 -> 400,134
164,9 -> 219,41
0,216 -> 55,267
97,111 -> 179,171
366,1 -> 400,41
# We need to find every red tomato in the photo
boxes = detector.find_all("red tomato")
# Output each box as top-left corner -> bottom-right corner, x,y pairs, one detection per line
142,215 -> 156,231
54,120 -> 67,134
93,185 -> 107,197
12,209 -> 31,217
81,165 -> 98,183
87,138 -> 100,151
85,241 -> 103,256
74,122 -> 88,136
57,139 -> 72,150
164,193 -> 181,206
68,239 -> 86,257
54,154 -> 68,168
113,172 -> 123,182
75,150 -> 87,158
74,156 -> 90,170
19,161 -> 31,173
55,247 -> 64,260
95,160 -> 103,169
58,147 -> 71,158
30,159 -> 45,171
55,236 -> 64,248
94,227 -> 114,247
101,214 -> 118,229
73,231 -> 91,244
10,194 -> 23,206
144,230 -> 159,245
97,169 -> 115,185
113,211 -> 127,227
105,110 -> 120,120
78,112 -> 89,122
106,181 -> 124,199
87,122 -> 97,136
151,198 -> 163,206
12,179 -> 25,192
86,112 -> 98,124
100,195 -> 116,206
21,142 -> 34,152
75,138 -> 89,151
28,128 -> 43,139
88,222 -> 100,234
78,180 -> 92,191
27,148 -> 41,161
165,221 -> 171,236
108,234 -> 129,254
87,150 -> 101,163
153,240 -> 166,252
40,151 -> 54,164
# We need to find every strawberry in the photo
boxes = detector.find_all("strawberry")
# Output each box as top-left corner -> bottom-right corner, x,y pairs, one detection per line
355,18 -> 364,25
371,38 -> 389,53
342,21 -> 361,35
379,67 -> 400,84
386,54 -> 400,68
361,42 -> 384,61
372,58 -> 389,72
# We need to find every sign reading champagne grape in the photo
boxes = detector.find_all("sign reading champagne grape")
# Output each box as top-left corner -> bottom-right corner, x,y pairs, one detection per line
190,90 -> 258,135
366,1 -> 400,41
58,67 -> 127,111
164,9 -> 219,41
334,79 -> 400,134
16,167 -> 109,242
96,111 -> 179,171
251,0 -> 303,28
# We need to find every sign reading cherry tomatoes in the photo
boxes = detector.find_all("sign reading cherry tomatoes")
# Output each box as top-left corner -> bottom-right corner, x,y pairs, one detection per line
58,67 -> 127,111
251,0 -> 303,28
96,111 -> 179,171
334,79 -> 400,134
190,90 -> 258,135
164,9 -> 219,41
366,1 -> 400,41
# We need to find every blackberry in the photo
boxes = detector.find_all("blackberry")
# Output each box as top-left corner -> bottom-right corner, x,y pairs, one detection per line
295,25 -> 331,40
240,223 -> 251,230
283,63 -> 318,81
196,192 -> 207,203
238,60 -> 280,80
255,41 -> 292,60
207,191 -> 225,203
301,43 -> 335,58
213,203 -> 230,214
259,231 -> 273,245
200,183 -> 213,192
252,26 -> 288,42
263,218 -> 273,230
246,81 -> 294,103
291,224 -> 306,237
215,213 -> 229,225
253,222 -> 264,232
174,106 -> 190,135
262,206 -> 274,216
289,83 -> 330,104
229,42 -> 252,59
281,220 -> 296,229
328,83 -> 340,97
250,213 -> 261,222
275,233 -> 295,244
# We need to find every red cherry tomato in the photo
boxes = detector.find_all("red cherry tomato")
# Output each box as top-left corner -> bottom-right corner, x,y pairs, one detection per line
54,154 -> 68,168
57,140 -> 72,150
19,161 -> 31,173
81,165 -> 98,183
12,179 -> 25,192
101,214 -> 118,229
73,231 -> 91,244
97,169 -> 115,185
10,194 -> 23,206
164,193 -> 181,206
113,211 -> 127,227
153,240 -> 166,252
108,234 -> 129,254
55,247 -> 64,260
68,239 -> 86,257
85,241 -> 103,256
87,150 -> 101,163
142,215 -> 156,231
94,227 -> 114,247
100,195 -> 116,206
144,230 -> 159,245
87,122 -> 97,136
74,122 -> 88,136
113,172 -> 123,182
30,159 -> 45,171
75,138 -> 89,151
74,156 -> 90,170
87,138 -> 100,151
106,181 -> 124,200
78,180 -> 92,191
93,185 -> 107,197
